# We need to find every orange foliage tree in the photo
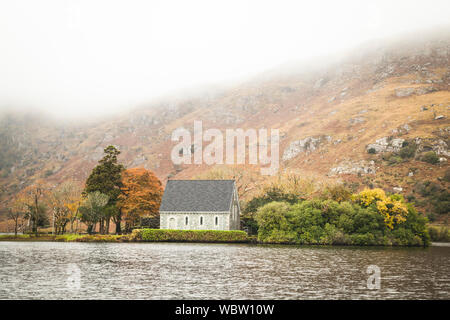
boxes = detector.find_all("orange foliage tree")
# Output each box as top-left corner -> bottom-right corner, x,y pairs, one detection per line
118,168 -> 163,232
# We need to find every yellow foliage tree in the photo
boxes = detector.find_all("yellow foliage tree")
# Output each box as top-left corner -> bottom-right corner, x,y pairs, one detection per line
354,188 -> 386,207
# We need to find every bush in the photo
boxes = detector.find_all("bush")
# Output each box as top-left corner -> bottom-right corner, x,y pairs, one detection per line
367,148 -> 376,154
444,169 -> 450,183
350,233 -> 378,246
421,151 -> 439,164
255,202 -> 293,242
381,152 -> 403,165
253,196 -> 429,246
132,229 -> 249,243
243,186 -> 299,215
43,169 -> 53,177
74,234 -> 127,242
414,181 -> 449,215
399,142 -> 417,159
428,226 -> 450,242
321,184 -> 352,203
242,186 -> 300,235
427,212 -> 437,222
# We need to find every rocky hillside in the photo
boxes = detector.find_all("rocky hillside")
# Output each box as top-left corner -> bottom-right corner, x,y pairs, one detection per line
0,30 -> 449,223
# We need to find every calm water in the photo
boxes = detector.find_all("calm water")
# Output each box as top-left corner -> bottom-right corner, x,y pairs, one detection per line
0,242 -> 449,299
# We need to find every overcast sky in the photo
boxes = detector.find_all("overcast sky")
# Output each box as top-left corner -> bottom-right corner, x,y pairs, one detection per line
0,0 -> 449,118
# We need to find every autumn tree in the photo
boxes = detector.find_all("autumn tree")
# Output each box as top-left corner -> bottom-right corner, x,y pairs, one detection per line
8,197 -> 26,236
47,181 -> 82,234
84,145 -> 124,234
66,200 -> 82,234
47,186 -> 68,235
20,182 -> 49,235
79,191 -> 109,234
62,181 -> 83,233
118,168 -> 163,233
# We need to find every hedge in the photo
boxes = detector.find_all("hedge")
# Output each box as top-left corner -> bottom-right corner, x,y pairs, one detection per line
131,229 -> 250,243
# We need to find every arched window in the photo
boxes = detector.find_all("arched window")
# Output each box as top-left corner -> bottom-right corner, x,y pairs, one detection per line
215,216 -> 219,226
185,216 -> 189,226
200,216 -> 203,225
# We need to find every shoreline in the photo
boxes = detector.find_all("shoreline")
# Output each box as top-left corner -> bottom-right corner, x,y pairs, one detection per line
1,234 -> 448,247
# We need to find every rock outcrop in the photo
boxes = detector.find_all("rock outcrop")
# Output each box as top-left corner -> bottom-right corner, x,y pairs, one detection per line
366,137 -> 405,153
329,160 -> 376,175
395,86 -> 439,97
283,136 -> 332,161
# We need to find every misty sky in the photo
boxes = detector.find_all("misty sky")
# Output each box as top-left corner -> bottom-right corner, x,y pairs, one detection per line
0,0 -> 449,118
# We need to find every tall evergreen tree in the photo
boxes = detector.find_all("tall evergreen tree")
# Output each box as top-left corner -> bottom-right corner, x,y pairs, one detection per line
84,145 -> 125,234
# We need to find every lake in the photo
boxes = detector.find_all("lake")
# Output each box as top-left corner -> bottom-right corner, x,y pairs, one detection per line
0,241 -> 449,299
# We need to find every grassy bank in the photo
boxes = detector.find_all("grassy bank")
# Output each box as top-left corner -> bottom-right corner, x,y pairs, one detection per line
1,225 -> 446,245
0,230 -> 251,243
130,229 -> 251,243
0,234 -> 129,242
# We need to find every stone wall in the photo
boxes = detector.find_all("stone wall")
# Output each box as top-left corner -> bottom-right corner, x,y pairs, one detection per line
160,212 -> 231,230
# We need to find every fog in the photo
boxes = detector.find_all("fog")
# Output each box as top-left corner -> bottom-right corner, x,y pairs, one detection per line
0,0 -> 449,118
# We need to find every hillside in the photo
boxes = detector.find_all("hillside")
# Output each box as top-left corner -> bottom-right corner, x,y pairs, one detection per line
0,31 -> 449,224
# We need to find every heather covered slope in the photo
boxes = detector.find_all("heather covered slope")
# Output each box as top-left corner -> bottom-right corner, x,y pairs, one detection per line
0,31 -> 449,225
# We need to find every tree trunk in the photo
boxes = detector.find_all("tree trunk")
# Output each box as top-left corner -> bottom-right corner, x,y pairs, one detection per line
34,193 -> 39,237
115,211 -> 122,235
32,218 -> 37,236
14,218 -> 18,237
105,218 -> 110,235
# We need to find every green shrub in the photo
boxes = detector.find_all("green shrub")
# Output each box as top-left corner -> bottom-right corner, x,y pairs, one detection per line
253,198 -> 429,246
399,142 -> 417,159
382,152 -> 403,165
321,185 -> 352,203
428,226 -> 450,242
321,223 -> 351,245
255,202 -> 292,242
444,169 -> 450,183
74,234 -> 127,242
43,169 -> 53,177
242,186 -> 300,235
243,186 -> 299,215
414,181 -> 449,215
132,229 -> 249,243
421,151 -> 439,164
350,233 -> 378,246
427,212 -> 437,222
367,148 -> 376,154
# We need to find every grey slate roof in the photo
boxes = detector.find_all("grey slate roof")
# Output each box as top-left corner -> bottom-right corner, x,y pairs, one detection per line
159,180 -> 235,212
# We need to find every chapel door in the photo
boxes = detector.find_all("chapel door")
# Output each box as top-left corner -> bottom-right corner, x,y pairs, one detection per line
169,217 -> 176,229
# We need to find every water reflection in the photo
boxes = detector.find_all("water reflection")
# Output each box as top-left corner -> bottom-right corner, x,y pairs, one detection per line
0,242 -> 448,299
